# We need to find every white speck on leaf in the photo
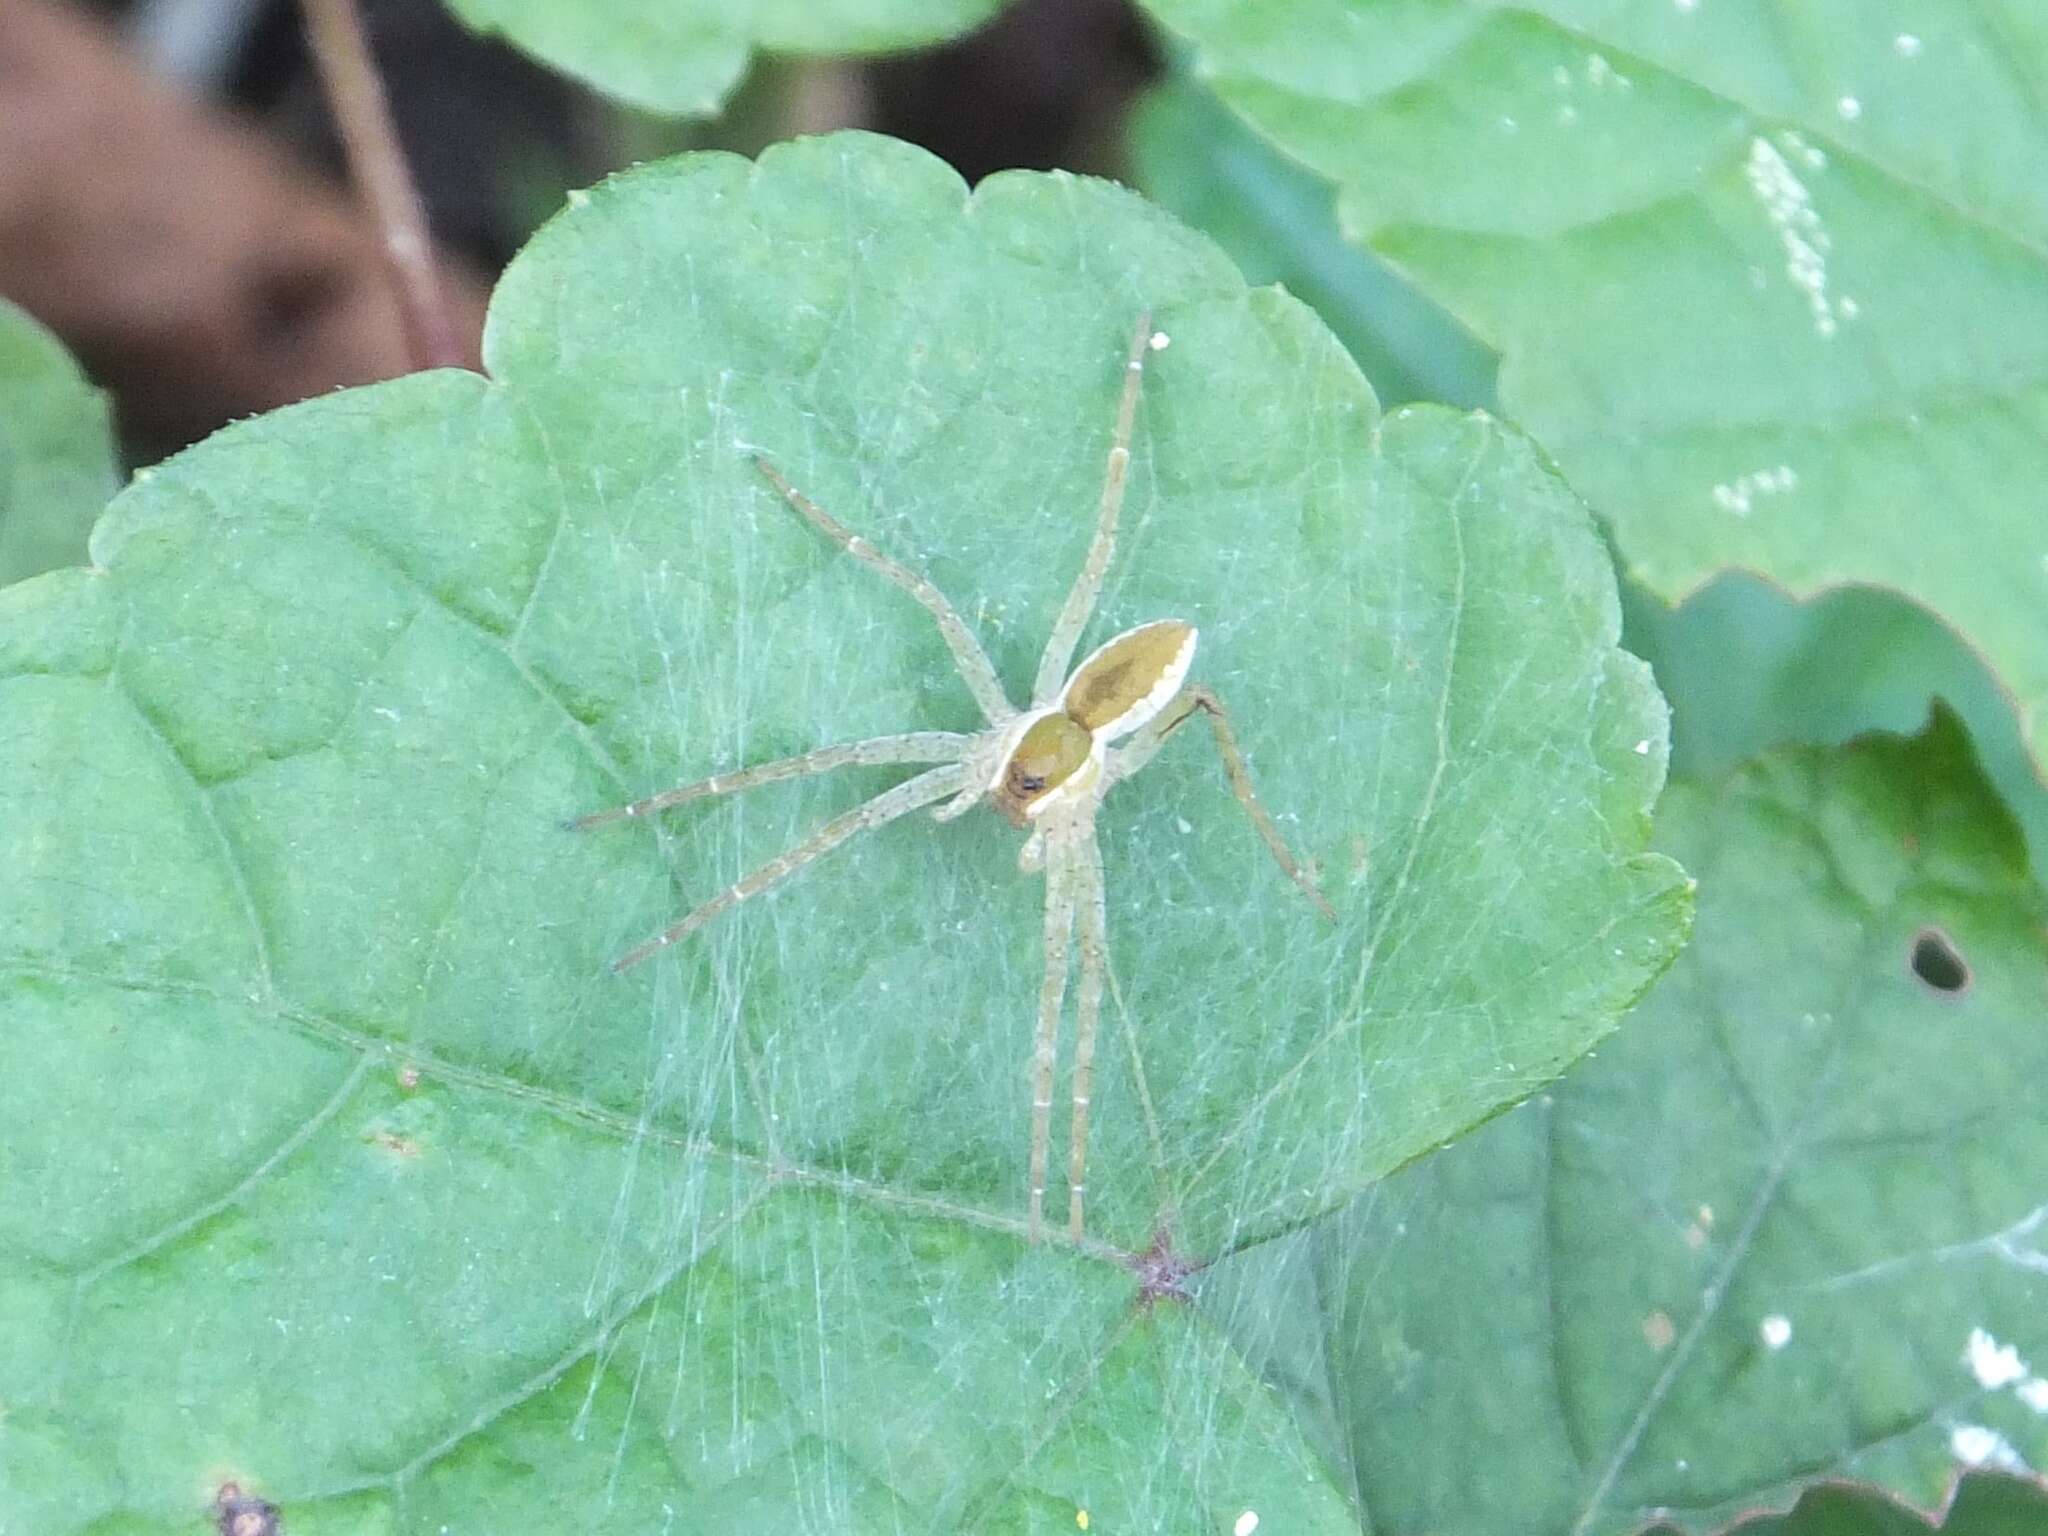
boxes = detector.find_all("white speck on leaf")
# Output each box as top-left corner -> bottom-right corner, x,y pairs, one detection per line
1745,137 -> 1840,336
1761,1314 -> 1792,1350
1553,64 -> 1572,88
1711,464 -> 1798,516
2018,1378 -> 2048,1413
566,188 -> 591,209
1633,739 -> 1650,755
1952,1425 -> 2027,1471
1782,130 -> 1827,171
1175,816 -> 1193,835
1674,0 -> 1697,11
1235,1512 -> 1261,1536
1968,1327 -> 2029,1389
1585,53 -> 1631,90
1895,33 -> 1922,57
1837,96 -> 1862,120
1148,331 -> 1170,351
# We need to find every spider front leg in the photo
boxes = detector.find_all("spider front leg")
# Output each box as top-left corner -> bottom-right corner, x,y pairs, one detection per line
571,732 -> 972,830
1028,827 -> 1080,1245
1110,685 -> 1335,919
606,761 -> 967,971
1067,822 -> 1107,1243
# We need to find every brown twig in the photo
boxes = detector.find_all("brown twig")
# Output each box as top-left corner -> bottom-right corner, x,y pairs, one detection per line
300,0 -> 465,371
0,0 -> 488,456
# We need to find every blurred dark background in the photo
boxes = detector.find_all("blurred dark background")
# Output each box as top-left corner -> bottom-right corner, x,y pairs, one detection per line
2,0 -> 1160,460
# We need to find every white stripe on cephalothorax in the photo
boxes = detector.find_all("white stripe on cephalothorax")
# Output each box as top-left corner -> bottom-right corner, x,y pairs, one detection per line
1025,748 -> 1103,822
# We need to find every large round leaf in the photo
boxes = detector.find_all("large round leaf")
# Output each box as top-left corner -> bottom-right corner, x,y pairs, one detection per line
0,133 -> 1685,1528
1667,1473 -> 2048,1536
1143,0 -> 2048,783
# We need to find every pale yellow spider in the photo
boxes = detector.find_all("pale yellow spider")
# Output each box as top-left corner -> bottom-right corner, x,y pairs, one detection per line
576,314 -> 1333,1244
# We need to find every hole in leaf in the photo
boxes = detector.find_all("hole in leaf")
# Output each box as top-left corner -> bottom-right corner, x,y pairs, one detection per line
1910,928 -> 1970,995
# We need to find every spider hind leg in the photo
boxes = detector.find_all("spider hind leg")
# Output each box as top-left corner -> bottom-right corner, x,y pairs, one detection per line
1031,311 -> 1156,707
1111,685 -> 1335,919
751,455 -> 1016,726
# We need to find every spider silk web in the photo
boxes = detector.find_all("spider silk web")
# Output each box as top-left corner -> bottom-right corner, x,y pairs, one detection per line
491,294 -> 1654,1532
8,144 -> 1679,1536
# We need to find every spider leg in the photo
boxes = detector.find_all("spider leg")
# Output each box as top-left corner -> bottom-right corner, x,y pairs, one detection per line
612,762 -> 967,971
930,782 -> 982,824
1067,818 -> 1107,1242
752,456 -> 1016,725
1029,826 -> 1079,1244
571,732 -> 971,830
932,732 -> 1006,824
1031,311 -> 1156,706
1110,685 -> 1336,920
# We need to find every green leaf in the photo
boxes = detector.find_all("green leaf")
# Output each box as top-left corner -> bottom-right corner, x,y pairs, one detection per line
441,0 -> 1010,116
1623,573 -> 2048,882
0,298 -> 118,585
1128,79 -> 1498,411
0,133 -> 1685,1528
1210,713 -> 2048,1535
1659,1471 -> 2048,1534
1141,0 -> 2048,779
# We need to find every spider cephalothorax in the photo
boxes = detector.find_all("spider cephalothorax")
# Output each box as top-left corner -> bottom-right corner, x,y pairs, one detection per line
576,315 -> 1331,1244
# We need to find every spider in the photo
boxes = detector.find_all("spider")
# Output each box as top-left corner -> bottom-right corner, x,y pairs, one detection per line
576,313 -> 1334,1244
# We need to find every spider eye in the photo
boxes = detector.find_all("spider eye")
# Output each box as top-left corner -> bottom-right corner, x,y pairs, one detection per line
1018,774 -> 1047,793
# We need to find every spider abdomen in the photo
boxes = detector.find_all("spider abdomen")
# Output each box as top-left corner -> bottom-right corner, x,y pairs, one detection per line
1062,619 -> 1196,741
